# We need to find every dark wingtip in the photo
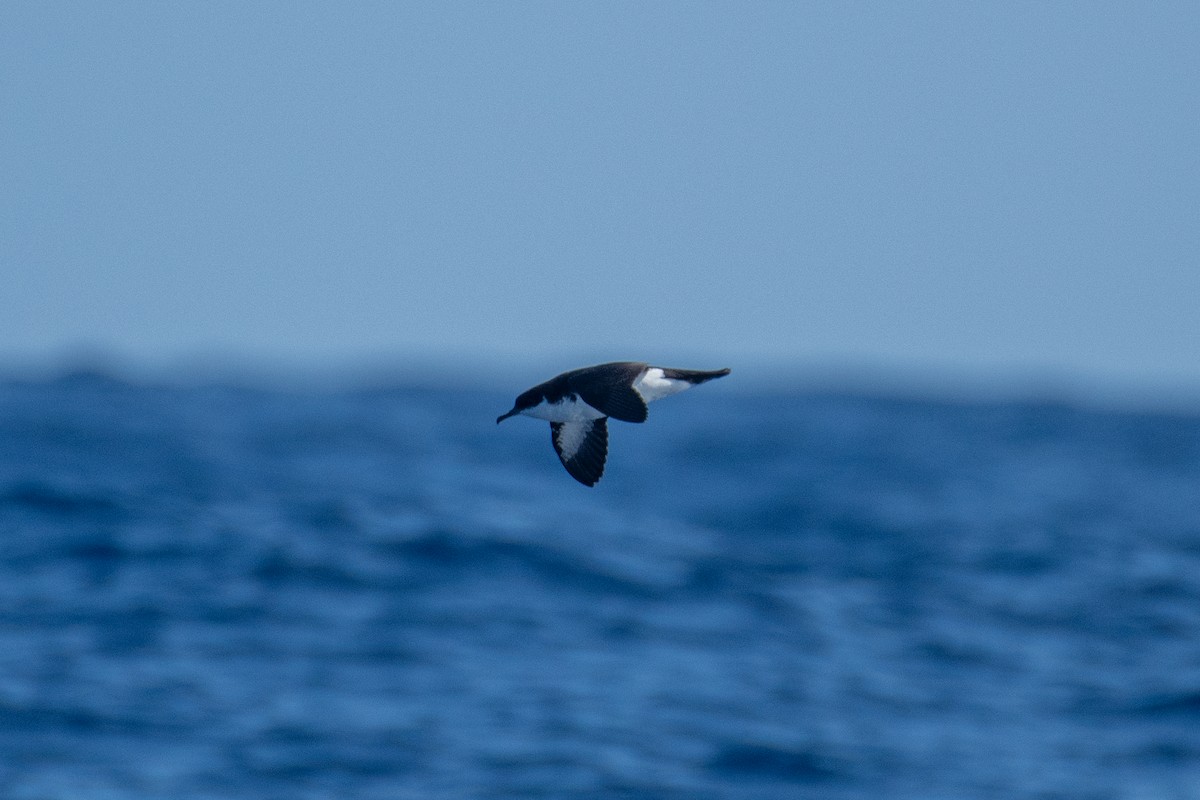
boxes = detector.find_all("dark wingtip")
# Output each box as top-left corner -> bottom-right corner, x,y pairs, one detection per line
570,472 -> 600,487
696,367 -> 732,381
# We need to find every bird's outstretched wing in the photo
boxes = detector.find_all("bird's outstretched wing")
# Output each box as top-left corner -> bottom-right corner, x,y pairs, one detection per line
550,418 -> 608,486
571,363 -> 649,423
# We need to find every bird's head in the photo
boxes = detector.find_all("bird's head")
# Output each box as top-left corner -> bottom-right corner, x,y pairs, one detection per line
496,388 -> 541,424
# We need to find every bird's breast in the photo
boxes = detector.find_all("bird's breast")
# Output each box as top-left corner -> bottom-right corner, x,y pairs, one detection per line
522,394 -> 607,423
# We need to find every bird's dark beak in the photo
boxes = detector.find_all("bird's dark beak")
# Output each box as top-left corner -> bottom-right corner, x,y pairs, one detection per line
496,407 -> 519,424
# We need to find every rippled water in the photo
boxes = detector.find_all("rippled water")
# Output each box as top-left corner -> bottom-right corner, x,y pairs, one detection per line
1,373 -> 1198,799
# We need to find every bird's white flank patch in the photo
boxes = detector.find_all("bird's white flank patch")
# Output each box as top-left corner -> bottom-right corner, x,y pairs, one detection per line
632,368 -> 691,403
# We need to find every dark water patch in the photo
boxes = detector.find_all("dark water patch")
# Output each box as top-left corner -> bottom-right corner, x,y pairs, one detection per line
910,633 -> 1017,672
1,480 -> 127,520
47,603 -> 174,653
0,696 -> 193,737
1126,739 -> 1200,765
232,725 -> 423,781
708,741 -> 845,782
293,498 -> 361,533
1131,690 -> 1200,718
975,542 -> 1061,576
594,783 -> 718,800
246,543 -> 414,596
380,528 -> 672,597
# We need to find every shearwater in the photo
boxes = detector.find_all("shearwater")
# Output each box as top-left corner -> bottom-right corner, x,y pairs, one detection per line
496,361 -> 730,486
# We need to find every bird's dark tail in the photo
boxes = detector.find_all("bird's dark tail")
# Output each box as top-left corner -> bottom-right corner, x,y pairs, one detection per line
660,367 -> 731,385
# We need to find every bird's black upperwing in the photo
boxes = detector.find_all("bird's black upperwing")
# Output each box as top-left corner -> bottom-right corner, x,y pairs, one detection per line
550,418 -> 608,486
659,367 -> 731,385
571,363 -> 649,423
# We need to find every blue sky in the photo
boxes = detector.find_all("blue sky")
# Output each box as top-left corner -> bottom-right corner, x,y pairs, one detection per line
2,3 -> 1197,392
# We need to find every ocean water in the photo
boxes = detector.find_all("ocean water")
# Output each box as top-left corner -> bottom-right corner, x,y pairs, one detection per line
1,372 -> 1199,800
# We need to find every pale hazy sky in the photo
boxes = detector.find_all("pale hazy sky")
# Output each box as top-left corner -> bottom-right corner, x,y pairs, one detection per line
2,3 -> 1197,391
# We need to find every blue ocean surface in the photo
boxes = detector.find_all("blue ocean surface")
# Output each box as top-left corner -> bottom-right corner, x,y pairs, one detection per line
1,372 -> 1198,799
